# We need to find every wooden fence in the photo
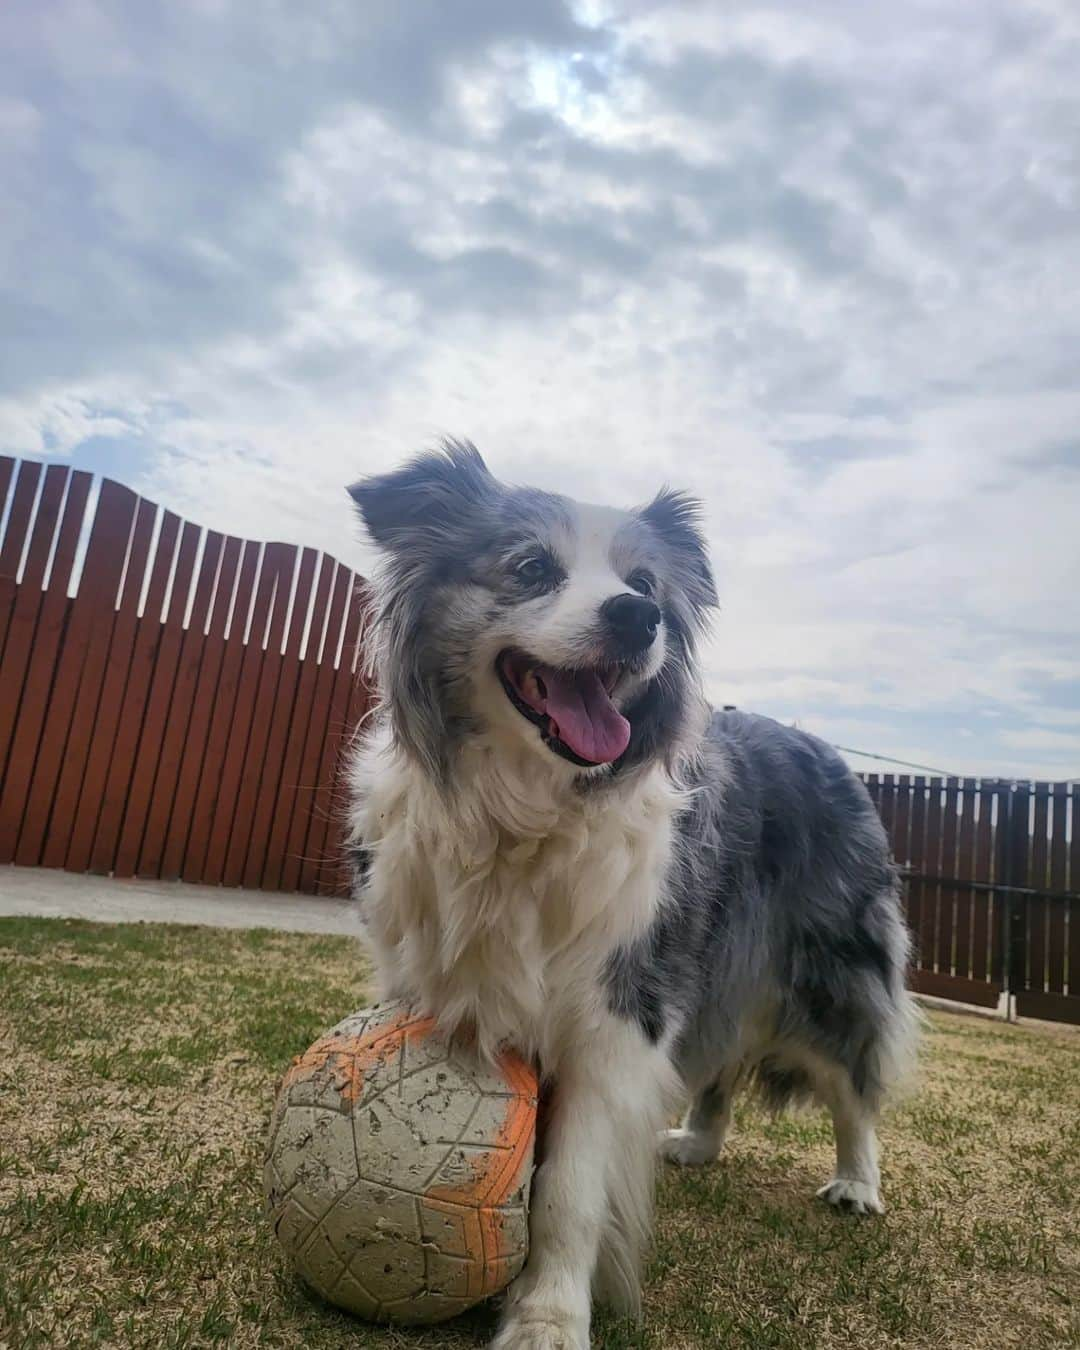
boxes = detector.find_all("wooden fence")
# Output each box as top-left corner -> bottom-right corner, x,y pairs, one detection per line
861,775 -> 1080,1025
2,455 -> 1078,1023
0,455 -> 371,896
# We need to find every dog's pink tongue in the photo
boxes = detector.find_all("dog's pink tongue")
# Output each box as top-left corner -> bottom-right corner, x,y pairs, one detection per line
538,667 -> 631,764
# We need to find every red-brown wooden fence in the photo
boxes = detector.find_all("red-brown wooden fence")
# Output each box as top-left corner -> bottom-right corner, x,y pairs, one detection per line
861,775 -> 1080,1025
2,455 -> 1078,1023
0,455 -> 371,896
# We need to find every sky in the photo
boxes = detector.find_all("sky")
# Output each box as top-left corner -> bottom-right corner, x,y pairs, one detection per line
2,0 -> 1079,781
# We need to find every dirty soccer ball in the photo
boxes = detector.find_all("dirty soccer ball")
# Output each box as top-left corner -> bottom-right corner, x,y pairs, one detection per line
264,1001 -> 538,1325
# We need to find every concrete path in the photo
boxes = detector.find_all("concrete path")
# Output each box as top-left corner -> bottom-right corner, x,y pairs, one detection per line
3,867 -> 1073,1034
0,865 -> 359,936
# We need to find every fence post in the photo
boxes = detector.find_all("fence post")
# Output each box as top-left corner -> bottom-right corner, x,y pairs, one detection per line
1001,782 -> 1030,1019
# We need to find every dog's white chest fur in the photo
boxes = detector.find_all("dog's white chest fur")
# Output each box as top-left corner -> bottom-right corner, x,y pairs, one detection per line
350,726 -> 680,1068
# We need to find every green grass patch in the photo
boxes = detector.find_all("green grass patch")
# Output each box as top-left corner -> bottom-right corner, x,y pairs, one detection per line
1,915 -> 1078,1349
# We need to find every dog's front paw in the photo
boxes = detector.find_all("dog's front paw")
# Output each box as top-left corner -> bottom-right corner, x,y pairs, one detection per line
490,1312 -> 589,1350
816,1176 -> 884,1215
658,1126 -> 720,1167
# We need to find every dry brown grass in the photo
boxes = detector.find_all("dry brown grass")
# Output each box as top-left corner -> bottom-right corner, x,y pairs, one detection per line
1,916 -> 1078,1350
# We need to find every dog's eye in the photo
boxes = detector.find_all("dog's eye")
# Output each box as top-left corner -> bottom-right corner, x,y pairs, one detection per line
515,556 -> 551,584
627,571 -> 656,597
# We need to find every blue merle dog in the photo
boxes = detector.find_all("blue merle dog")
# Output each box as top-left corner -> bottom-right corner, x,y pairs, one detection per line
346,440 -> 916,1350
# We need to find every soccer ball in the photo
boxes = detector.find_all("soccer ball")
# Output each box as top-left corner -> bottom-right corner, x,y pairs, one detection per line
264,1001 -> 538,1325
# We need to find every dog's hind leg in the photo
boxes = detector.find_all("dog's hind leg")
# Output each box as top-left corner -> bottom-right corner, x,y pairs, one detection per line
813,1063 -> 884,1216
659,1066 -> 739,1167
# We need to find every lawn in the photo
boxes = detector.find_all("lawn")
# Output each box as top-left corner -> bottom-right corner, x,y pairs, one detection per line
0,917 -> 1077,1350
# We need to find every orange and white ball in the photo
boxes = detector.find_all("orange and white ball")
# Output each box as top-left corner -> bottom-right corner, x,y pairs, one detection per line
264,1001 -> 538,1325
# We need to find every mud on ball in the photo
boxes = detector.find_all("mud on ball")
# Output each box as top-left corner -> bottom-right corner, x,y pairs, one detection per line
264,1001 -> 538,1325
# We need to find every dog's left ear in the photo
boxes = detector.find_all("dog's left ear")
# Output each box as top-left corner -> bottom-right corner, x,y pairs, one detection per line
348,438 -> 495,552
641,487 -> 718,619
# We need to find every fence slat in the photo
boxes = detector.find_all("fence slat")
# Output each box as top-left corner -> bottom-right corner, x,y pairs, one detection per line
1027,783 -> 1050,995
997,783 -> 1018,989
1045,782 -> 1068,996
878,774 -> 896,848
0,457 -> 15,672
0,457 -> 43,563
892,774 -> 911,865
891,774 -> 914,936
971,780 -> 995,984
1070,785 -> 1080,998
906,776 -> 928,969
0,460 -> 42,669
0,456 -> 15,654
936,778 -> 960,974
920,780 -> 944,972
953,777 -> 977,981
0,455 -> 14,546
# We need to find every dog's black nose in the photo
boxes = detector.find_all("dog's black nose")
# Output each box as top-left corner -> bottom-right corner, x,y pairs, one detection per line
602,594 -> 661,653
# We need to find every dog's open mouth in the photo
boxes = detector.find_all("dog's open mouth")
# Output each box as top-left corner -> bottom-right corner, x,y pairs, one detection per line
497,650 -> 631,767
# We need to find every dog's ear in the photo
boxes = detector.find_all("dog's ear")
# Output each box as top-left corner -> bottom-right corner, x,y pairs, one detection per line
348,438 -> 494,551
640,487 -> 718,619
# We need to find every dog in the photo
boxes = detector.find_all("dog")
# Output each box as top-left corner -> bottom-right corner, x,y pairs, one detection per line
346,440 -> 916,1350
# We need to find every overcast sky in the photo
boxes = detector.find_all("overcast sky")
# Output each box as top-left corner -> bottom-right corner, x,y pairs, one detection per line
2,0 -> 1079,780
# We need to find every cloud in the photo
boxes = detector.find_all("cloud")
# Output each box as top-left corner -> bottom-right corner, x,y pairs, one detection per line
2,0 -> 1079,778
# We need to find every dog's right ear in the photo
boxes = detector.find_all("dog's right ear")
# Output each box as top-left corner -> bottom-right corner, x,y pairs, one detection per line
348,438 -> 495,551
640,486 -> 718,618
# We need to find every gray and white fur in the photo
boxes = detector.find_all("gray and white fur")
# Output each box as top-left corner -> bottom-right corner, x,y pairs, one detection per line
346,440 -> 916,1350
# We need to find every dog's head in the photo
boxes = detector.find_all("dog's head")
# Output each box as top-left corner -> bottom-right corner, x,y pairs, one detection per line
349,440 -> 717,783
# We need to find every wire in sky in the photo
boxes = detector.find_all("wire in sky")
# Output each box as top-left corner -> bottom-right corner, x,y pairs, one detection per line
829,743 -> 955,778
727,708 -> 1074,783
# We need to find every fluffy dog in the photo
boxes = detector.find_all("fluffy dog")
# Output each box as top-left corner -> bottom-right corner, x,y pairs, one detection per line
346,441 -> 915,1350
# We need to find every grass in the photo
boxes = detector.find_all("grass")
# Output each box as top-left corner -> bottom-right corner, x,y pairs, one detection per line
1,916 -> 1078,1349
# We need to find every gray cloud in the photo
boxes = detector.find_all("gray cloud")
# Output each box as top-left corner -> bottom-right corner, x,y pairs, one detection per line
2,0 -> 1079,777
